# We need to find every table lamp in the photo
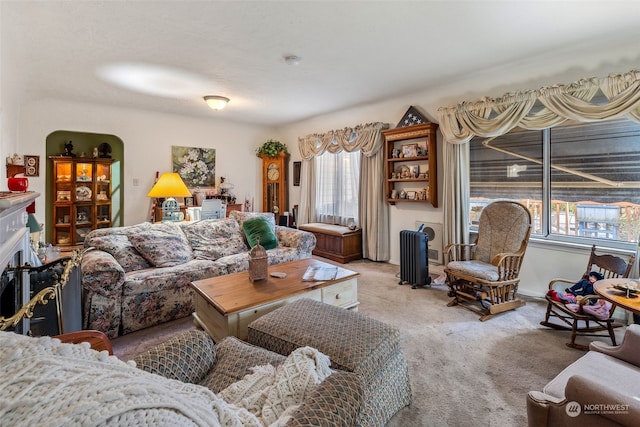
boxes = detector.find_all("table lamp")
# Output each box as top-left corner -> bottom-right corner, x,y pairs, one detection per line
147,173 -> 192,221
26,213 -> 43,248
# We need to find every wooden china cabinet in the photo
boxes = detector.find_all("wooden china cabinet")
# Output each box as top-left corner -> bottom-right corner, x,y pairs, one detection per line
49,156 -> 114,247
260,152 -> 289,220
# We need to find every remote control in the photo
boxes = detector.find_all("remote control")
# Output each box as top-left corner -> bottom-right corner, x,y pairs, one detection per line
270,272 -> 287,278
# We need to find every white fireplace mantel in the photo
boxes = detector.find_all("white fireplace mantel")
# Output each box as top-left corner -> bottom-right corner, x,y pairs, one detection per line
0,191 -> 40,333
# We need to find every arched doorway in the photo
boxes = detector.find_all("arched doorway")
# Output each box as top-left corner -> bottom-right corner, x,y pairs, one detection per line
45,131 -> 124,244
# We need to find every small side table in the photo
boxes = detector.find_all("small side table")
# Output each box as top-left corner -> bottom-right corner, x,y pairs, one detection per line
594,278 -> 640,324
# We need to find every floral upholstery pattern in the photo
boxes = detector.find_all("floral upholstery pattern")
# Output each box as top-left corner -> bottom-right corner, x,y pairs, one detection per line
84,234 -> 151,272
180,218 -> 247,261
129,222 -> 193,267
82,217 -> 316,338
84,223 -> 152,272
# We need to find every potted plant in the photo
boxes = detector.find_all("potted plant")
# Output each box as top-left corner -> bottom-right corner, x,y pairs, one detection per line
256,139 -> 288,158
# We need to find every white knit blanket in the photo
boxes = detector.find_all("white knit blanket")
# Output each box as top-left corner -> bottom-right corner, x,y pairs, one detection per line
0,332 -> 331,426
219,346 -> 333,425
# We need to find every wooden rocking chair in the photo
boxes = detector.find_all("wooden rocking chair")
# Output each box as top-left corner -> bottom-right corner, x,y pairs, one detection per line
444,200 -> 532,321
540,245 -> 635,350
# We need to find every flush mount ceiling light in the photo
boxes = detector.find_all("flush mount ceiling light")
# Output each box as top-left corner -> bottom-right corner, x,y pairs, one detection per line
204,95 -> 230,111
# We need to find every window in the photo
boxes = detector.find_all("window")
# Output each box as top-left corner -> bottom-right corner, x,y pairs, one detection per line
470,117 -> 640,247
314,150 -> 360,226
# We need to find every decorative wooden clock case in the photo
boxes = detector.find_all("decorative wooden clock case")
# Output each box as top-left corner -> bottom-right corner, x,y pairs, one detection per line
260,152 -> 289,220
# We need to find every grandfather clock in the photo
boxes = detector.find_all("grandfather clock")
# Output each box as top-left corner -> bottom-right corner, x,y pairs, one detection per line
261,152 -> 288,220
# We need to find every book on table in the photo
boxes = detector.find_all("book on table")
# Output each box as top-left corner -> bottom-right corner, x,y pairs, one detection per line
302,266 -> 338,281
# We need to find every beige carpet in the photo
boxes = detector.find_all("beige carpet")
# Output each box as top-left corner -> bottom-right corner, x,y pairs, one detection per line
112,259 -> 623,426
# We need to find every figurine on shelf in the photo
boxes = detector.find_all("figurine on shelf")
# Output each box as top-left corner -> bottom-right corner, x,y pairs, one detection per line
98,142 -> 112,158
93,147 -> 99,158
63,141 -> 76,157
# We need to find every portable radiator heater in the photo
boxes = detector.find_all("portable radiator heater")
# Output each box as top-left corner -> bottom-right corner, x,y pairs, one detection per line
399,230 -> 431,288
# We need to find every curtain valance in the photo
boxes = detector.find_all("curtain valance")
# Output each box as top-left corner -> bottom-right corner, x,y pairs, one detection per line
298,122 -> 388,160
438,70 -> 640,145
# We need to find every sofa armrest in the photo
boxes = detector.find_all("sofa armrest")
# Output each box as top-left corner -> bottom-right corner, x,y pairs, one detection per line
275,226 -> 316,255
80,248 -> 126,296
132,329 -> 216,384
528,374 -> 640,427
590,324 -> 640,367
565,375 -> 640,426
285,371 -> 364,427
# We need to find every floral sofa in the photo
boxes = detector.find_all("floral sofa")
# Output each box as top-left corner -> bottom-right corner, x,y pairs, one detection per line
81,211 -> 316,338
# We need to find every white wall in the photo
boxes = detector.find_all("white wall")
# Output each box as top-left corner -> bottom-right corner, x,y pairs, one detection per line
0,4 -> 27,180
17,98 -> 276,227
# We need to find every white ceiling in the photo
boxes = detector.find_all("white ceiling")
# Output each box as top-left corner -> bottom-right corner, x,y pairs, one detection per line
2,1 -> 640,126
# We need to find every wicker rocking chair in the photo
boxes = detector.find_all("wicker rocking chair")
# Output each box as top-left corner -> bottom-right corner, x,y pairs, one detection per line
444,201 -> 532,321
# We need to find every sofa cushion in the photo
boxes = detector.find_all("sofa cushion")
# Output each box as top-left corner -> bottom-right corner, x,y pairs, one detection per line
181,218 -> 247,261
542,350 -> 640,400
243,216 -> 278,250
85,234 -> 151,272
230,211 -> 276,233
129,222 -> 193,267
201,336 -> 287,393
133,329 -> 216,384
85,222 -> 153,272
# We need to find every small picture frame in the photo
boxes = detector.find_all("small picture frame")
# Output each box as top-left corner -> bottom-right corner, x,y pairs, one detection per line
184,196 -> 195,207
293,161 -> 301,186
397,165 -> 411,179
24,155 -> 40,176
412,165 -> 420,178
402,143 -> 418,158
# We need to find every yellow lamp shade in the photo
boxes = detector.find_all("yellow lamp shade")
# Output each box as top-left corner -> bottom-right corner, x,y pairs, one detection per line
147,173 -> 192,198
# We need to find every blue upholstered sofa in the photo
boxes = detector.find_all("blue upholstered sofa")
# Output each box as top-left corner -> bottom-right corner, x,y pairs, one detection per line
81,211 -> 316,338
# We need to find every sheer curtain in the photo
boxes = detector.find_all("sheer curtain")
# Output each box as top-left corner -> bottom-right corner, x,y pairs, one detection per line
298,122 -> 390,261
315,150 -> 360,226
437,70 -> 640,255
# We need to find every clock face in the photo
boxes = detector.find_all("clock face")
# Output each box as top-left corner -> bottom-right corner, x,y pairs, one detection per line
267,163 -> 280,181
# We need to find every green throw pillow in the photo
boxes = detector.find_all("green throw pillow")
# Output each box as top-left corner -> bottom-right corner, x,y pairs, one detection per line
243,216 -> 278,250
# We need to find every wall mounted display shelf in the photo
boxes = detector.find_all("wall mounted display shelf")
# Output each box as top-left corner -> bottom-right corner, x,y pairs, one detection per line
383,122 -> 438,207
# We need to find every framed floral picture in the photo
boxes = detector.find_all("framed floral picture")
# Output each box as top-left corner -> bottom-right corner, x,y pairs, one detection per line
172,146 -> 216,187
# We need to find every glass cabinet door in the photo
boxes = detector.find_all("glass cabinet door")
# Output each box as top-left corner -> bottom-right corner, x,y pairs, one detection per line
50,157 -> 114,247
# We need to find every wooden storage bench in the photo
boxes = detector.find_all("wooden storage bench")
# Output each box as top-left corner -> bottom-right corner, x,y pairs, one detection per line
298,223 -> 362,263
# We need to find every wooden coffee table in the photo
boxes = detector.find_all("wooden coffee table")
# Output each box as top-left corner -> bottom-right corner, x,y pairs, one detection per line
190,258 -> 359,341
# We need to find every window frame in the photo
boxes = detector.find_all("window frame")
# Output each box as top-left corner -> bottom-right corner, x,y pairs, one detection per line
470,121 -> 640,252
